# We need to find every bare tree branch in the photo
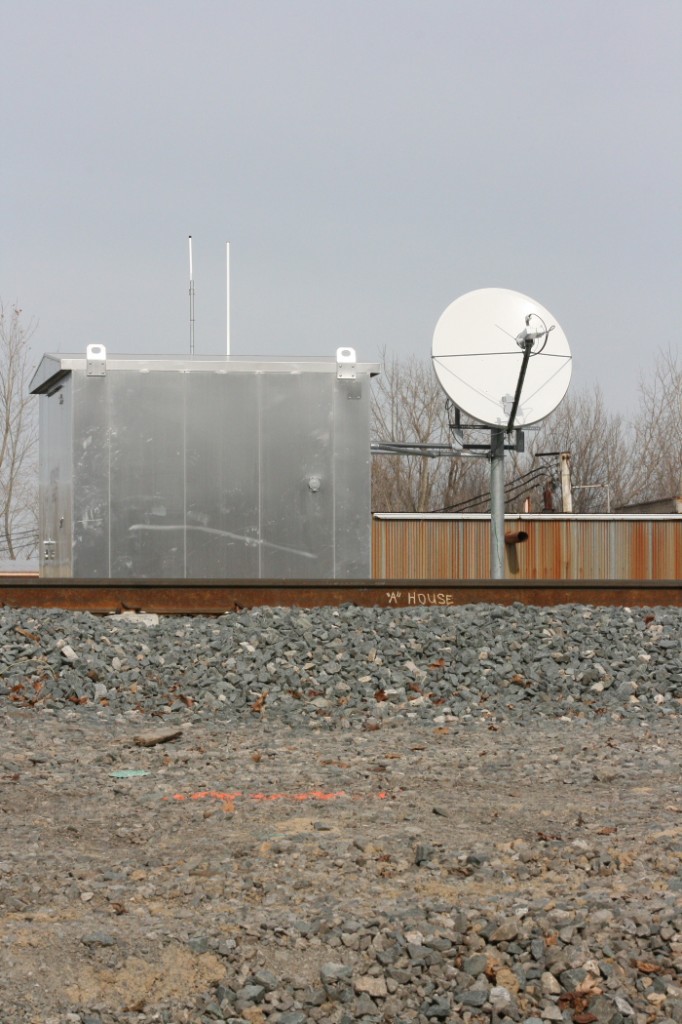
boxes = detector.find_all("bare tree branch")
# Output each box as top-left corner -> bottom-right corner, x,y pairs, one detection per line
0,303 -> 39,560
371,354 -> 638,516
523,385 -> 635,512
630,348 -> 682,504
371,351 -> 488,513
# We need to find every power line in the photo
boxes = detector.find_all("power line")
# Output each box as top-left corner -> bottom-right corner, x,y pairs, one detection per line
430,465 -> 549,514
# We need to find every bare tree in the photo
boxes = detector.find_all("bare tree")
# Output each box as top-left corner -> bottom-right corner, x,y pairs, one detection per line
371,352 -> 639,516
370,344 -> 658,517
526,384 -> 635,512
0,303 -> 39,560
370,352 -> 489,512
630,348 -> 682,504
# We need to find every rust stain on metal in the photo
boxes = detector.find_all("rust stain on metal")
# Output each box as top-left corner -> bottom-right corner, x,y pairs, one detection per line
4,518 -> 682,614
504,531 -> 528,545
0,577 -> 681,614
372,516 -> 682,582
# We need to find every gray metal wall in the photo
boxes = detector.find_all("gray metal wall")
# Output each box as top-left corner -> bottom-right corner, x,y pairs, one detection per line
38,364 -> 373,579
39,378 -> 73,575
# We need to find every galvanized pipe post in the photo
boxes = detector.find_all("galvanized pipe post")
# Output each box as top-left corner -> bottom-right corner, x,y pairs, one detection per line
490,428 -> 506,579
188,236 -> 195,357
560,452 -> 572,512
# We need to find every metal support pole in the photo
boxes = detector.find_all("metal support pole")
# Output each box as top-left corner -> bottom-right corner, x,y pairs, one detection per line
490,428 -> 506,579
560,452 -> 572,512
188,236 -> 195,357
226,240 -> 231,356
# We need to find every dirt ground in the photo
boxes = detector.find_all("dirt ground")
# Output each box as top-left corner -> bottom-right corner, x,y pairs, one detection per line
1,706 -> 681,1021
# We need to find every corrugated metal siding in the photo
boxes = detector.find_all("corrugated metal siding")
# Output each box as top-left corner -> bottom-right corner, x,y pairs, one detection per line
372,515 -> 682,580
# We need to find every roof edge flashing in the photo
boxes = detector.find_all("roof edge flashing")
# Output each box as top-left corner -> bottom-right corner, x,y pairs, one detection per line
30,352 -> 381,394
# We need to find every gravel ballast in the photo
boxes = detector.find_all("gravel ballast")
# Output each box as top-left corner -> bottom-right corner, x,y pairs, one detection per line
0,601 -> 680,1024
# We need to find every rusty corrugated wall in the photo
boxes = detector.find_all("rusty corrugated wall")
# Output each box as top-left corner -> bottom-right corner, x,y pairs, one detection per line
372,515 -> 682,580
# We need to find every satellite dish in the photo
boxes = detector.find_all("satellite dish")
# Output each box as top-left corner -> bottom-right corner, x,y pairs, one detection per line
432,288 -> 572,428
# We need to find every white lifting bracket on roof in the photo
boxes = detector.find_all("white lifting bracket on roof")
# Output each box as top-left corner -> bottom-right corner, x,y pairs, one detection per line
86,344 -> 107,377
336,346 -> 357,380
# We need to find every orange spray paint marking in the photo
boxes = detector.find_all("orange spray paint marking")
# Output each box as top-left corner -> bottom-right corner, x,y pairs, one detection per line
188,790 -> 242,801
171,790 -> 241,813
166,789 -> 387,805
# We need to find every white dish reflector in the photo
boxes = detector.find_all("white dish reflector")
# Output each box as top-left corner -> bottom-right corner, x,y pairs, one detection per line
432,288 -> 572,427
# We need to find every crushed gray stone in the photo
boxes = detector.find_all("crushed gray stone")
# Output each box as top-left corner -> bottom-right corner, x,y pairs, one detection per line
1,601 -> 681,1024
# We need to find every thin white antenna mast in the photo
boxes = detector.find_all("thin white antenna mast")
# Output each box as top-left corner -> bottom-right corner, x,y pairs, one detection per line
188,235 -> 195,356
226,240 -> 231,356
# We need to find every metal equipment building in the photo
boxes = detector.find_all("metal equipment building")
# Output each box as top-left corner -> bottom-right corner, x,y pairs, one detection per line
31,347 -> 379,579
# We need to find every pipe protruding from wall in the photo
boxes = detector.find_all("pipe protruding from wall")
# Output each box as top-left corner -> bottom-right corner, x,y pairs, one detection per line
505,530 -> 529,545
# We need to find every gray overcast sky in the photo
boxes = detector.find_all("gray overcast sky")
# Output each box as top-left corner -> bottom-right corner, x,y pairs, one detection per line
3,0 -> 681,414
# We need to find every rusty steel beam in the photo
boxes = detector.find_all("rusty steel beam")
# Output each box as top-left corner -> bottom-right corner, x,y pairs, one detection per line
0,578 -> 681,614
